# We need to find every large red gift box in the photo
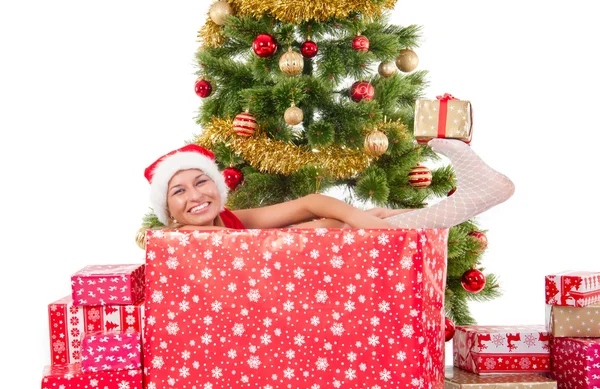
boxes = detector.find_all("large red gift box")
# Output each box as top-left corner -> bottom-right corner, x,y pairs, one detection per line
81,330 -> 142,373
545,271 -> 600,307
71,264 -> 145,306
453,325 -> 551,375
41,363 -> 142,389
48,295 -> 144,365
143,228 -> 449,389
551,337 -> 600,389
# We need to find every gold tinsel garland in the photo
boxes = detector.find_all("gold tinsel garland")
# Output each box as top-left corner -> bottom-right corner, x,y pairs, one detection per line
199,0 -> 397,47
195,117 -> 372,179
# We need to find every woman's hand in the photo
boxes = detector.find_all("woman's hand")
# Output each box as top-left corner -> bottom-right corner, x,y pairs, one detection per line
365,207 -> 416,219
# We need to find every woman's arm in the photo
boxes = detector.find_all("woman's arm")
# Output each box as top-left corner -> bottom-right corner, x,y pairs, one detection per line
233,194 -> 396,229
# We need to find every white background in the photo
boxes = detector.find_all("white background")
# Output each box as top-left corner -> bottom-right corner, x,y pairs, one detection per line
1,0 -> 599,385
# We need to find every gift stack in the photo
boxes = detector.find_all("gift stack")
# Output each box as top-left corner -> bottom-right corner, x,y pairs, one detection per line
447,324 -> 556,388
142,228 -> 450,389
545,271 -> 600,388
41,264 -> 146,389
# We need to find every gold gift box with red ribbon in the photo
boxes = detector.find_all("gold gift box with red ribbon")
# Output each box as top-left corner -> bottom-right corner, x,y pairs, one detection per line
414,93 -> 473,144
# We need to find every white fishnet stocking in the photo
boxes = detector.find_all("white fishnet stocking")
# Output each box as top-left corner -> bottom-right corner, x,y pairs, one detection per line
385,139 -> 515,228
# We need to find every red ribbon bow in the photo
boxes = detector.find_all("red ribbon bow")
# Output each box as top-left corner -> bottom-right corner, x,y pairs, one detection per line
436,93 -> 457,102
436,93 -> 457,137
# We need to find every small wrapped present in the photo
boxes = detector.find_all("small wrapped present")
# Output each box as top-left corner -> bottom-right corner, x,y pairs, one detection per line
81,330 -> 142,373
552,337 -> 600,389
41,363 -> 142,389
453,325 -> 551,375
48,295 -> 144,365
71,264 -> 145,306
445,366 -> 557,388
546,302 -> 600,337
545,271 -> 600,307
414,93 -> 473,144
143,228 -> 449,389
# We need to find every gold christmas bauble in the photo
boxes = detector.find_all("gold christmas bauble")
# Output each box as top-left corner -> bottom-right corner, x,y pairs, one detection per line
364,130 -> 389,157
209,1 -> 233,25
136,226 -> 148,250
408,164 -> 432,188
396,48 -> 419,73
284,102 -> 303,125
378,61 -> 397,78
279,48 -> 304,76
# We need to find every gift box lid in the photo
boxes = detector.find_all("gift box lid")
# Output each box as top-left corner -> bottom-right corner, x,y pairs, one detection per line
545,270 -> 600,307
455,325 -> 550,353
72,264 -> 144,277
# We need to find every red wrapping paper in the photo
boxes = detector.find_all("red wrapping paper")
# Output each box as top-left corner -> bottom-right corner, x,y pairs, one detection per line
453,325 -> 551,375
551,337 -> 600,389
41,363 -> 142,389
81,331 -> 142,373
545,271 -> 600,307
143,228 -> 449,389
71,264 -> 145,306
48,295 -> 144,365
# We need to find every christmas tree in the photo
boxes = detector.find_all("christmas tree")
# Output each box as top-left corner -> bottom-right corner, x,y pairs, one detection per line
140,0 -> 500,326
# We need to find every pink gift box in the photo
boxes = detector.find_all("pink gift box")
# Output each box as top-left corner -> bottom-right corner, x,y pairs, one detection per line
71,264 -> 145,306
453,325 -> 551,375
48,295 -> 144,365
551,337 -> 600,389
545,271 -> 600,307
81,330 -> 142,373
143,228 -> 449,389
41,363 -> 142,389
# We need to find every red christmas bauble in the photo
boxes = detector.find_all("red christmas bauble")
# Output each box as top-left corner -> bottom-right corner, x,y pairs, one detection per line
461,269 -> 486,293
223,166 -> 244,191
233,111 -> 258,137
350,81 -> 374,102
253,33 -> 278,58
300,40 -> 318,58
444,317 -> 456,342
194,79 -> 212,98
469,231 -> 488,251
352,35 -> 370,52
448,187 -> 457,196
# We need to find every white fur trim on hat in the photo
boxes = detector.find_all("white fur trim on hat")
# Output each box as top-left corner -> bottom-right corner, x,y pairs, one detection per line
149,151 -> 229,225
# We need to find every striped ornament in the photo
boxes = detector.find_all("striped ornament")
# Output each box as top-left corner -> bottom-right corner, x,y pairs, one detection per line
233,112 -> 258,137
408,164 -> 432,188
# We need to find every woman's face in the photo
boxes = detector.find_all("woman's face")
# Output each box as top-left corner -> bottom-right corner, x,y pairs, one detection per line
166,169 -> 221,226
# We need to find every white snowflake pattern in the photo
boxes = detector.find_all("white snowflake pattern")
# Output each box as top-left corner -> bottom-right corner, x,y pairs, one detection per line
181,350 -> 191,360
368,335 -> 380,346
261,267 -> 271,278
310,249 -> 320,259
283,235 -> 294,245
343,233 -> 355,245
247,289 -> 260,302
491,334 -> 505,347
315,228 -> 327,236
201,333 -> 212,345
519,357 -> 531,369
283,368 -> 295,379
345,368 -> 357,380
147,251 -> 156,261
400,256 -> 413,269
248,356 -> 261,369
294,334 -> 305,346
232,257 -> 244,270
151,356 -> 164,369
347,352 -> 357,362
401,324 -> 414,338
310,316 -> 320,326
347,284 -> 356,294
260,333 -> 272,345
344,300 -> 356,312
377,233 -> 390,245
228,349 -> 237,359
227,283 -> 236,292
211,235 -> 222,246
147,316 -> 156,326
166,322 -> 180,335
294,267 -> 305,279
316,357 -> 329,370
331,322 -> 345,336
378,301 -> 390,313
315,290 -> 328,303
369,249 -> 379,258
212,367 -> 223,378
211,301 -> 222,312
285,282 -> 295,292
396,351 -> 406,361
201,267 -> 212,279
330,256 -> 344,268
166,257 -> 179,269
179,300 -> 190,312
203,250 -> 212,259
367,267 -> 379,278
151,290 -> 164,303
263,251 -> 272,261
485,358 -> 496,370
203,315 -> 213,325
286,349 -> 295,359
523,334 -> 537,347
118,381 -> 130,389
204,383 -> 213,389
379,369 -> 392,382
370,316 -> 380,326
283,300 -> 295,312
232,323 -> 245,336
181,284 -> 190,294
167,245 -> 175,254
263,317 -> 272,327
331,244 -> 340,253
179,366 -> 190,378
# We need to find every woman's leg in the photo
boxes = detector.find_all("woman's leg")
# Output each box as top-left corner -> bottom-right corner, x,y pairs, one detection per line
385,139 -> 515,228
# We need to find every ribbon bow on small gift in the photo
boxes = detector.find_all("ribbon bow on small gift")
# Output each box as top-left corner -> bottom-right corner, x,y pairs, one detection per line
436,93 -> 457,102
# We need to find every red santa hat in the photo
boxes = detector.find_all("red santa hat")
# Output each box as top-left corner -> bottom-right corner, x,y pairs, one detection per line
144,144 -> 228,225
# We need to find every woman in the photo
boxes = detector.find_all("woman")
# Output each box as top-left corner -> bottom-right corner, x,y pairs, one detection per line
144,139 -> 514,230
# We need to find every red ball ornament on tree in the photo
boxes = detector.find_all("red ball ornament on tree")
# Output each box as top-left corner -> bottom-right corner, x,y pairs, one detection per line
350,81 -> 374,102
444,317 -> 456,342
194,78 -> 212,98
448,187 -> 457,196
300,40 -> 318,58
253,33 -> 278,58
352,34 -> 370,52
469,231 -> 488,251
223,166 -> 244,191
461,269 -> 486,293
